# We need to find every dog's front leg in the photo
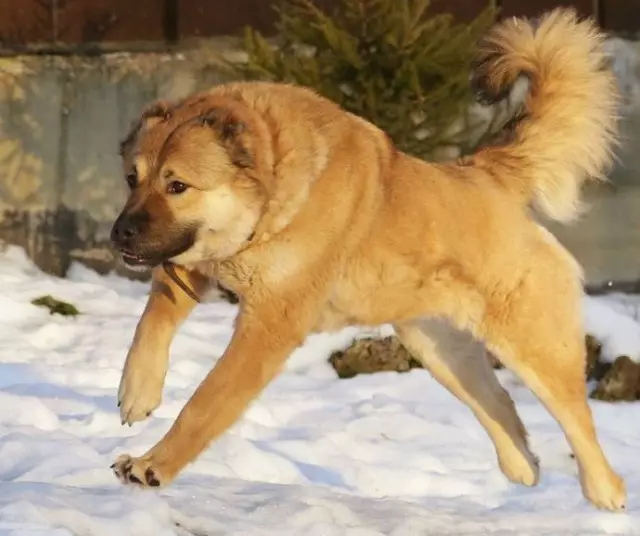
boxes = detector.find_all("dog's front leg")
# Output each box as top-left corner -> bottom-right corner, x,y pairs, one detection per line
118,265 -> 210,425
112,297 -> 313,487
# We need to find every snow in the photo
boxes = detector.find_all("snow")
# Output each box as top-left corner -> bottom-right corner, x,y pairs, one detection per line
0,244 -> 640,535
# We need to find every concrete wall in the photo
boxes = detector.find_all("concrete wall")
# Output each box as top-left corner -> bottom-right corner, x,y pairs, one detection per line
0,37 -> 640,289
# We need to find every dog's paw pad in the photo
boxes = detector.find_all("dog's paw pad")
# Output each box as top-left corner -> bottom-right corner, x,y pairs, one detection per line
145,467 -> 161,487
111,454 -> 164,488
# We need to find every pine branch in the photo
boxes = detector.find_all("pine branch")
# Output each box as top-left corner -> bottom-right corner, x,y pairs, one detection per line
235,0 -> 499,161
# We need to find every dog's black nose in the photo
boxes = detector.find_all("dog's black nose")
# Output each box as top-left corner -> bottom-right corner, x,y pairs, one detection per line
110,216 -> 134,246
110,211 -> 148,246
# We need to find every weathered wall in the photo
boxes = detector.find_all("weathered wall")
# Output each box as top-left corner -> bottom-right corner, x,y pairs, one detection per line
1,37 -> 640,288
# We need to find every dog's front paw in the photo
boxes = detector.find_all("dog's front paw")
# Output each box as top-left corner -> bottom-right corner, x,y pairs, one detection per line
117,359 -> 165,426
111,454 -> 165,488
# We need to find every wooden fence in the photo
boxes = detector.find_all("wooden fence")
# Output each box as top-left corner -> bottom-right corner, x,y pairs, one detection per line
0,0 -> 639,54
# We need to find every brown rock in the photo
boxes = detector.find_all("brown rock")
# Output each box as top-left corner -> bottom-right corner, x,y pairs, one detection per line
590,355 -> 640,402
329,334 -> 613,383
586,334 -> 604,381
329,335 -> 505,379
328,336 -> 422,379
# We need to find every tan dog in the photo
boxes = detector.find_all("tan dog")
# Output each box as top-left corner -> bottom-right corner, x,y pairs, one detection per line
110,9 -> 625,511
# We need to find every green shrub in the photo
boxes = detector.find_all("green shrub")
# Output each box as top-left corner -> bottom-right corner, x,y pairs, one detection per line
234,0 -> 497,160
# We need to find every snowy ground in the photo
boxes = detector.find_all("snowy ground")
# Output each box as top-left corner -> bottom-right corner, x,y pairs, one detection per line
1,245 -> 640,535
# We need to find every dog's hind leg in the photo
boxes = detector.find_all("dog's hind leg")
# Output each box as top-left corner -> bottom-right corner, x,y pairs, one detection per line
395,319 -> 539,487
477,247 -> 625,511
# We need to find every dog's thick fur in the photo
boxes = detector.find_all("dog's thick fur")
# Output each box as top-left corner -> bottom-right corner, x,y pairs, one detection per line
110,9 -> 625,511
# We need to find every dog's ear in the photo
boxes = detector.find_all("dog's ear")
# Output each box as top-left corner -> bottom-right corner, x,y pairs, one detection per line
119,100 -> 173,157
198,107 -> 254,169
140,100 -> 172,126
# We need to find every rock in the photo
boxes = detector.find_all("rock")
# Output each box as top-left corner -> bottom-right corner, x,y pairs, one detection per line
584,334 -> 612,382
590,355 -> 640,402
328,336 -> 422,379
329,335 -> 503,379
585,334 -> 605,381
328,334 -> 627,391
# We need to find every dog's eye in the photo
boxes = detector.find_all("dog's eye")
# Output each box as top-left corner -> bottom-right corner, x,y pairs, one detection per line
167,181 -> 188,195
125,172 -> 137,189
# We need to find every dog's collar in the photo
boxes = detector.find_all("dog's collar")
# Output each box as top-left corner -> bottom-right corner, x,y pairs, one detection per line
162,231 -> 256,304
162,262 -> 201,303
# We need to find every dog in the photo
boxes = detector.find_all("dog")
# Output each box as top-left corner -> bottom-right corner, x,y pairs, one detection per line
109,8 -> 624,511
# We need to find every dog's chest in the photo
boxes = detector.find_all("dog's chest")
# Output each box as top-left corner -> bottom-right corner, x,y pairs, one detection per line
314,261 -> 437,330
313,278 -> 391,331
313,298 -> 358,333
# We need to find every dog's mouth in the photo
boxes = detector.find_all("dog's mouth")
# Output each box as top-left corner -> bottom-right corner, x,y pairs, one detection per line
117,234 -> 196,269
118,250 -> 158,268
121,251 -> 153,267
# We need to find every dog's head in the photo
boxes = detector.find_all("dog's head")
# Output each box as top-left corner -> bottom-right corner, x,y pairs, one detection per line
111,95 -> 270,269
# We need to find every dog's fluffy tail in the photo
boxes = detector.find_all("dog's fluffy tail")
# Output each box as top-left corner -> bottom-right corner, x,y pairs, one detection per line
471,8 -> 619,222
